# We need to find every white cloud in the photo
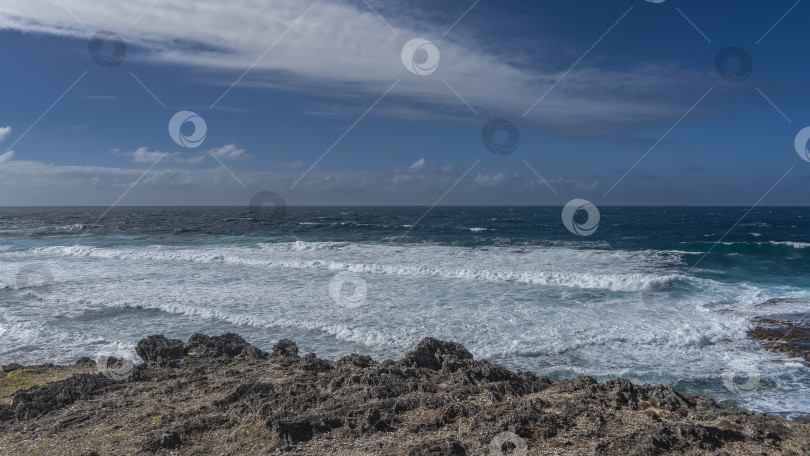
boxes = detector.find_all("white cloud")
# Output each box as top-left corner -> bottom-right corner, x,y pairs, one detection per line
209,144 -> 248,160
395,158 -> 452,174
0,126 -> 12,141
0,154 -> 567,205
123,145 -> 248,163
0,1 -> 706,135
0,153 -> 785,205
473,173 -> 506,187
127,147 -> 171,163
0,150 -> 14,163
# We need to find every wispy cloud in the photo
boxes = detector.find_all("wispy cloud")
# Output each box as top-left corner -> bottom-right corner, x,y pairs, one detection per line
0,126 -> 12,141
0,0 -> 707,135
473,172 -> 507,187
0,150 -> 14,163
0,154 -> 568,205
210,144 -> 248,160
128,146 -> 170,163
121,144 -> 247,164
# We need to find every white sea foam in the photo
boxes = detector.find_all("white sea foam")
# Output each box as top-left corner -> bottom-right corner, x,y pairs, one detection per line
768,241 -> 810,249
4,239 -> 810,417
54,224 -> 87,232
681,240 -> 810,250
27,243 -> 697,292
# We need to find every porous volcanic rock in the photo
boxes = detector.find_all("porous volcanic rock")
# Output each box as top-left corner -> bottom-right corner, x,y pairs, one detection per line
1,333 -> 808,455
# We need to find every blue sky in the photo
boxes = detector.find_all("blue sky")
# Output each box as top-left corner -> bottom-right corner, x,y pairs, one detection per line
0,0 -> 808,206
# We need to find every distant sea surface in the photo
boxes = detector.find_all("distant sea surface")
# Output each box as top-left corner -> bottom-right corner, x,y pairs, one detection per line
1,207 -> 809,419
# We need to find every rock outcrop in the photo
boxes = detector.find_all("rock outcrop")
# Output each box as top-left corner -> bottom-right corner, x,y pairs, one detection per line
1,333 -> 808,455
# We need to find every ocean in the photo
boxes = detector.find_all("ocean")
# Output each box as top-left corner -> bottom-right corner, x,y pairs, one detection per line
1,206 -> 809,419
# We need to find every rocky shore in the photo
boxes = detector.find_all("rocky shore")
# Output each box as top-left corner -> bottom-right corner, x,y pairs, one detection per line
1,333 -> 809,455
748,298 -> 810,366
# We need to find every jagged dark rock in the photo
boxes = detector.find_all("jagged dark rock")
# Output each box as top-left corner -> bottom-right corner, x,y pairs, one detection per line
73,357 -> 96,368
1,334 -> 808,455
748,316 -> 810,365
183,332 -> 256,359
271,339 -> 299,359
402,337 -> 473,371
135,335 -> 185,366
1,363 -> 24,373
8,373 -> 119,421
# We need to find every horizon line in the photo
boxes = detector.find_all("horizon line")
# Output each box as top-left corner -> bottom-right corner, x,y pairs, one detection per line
1,204 -> 810,208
